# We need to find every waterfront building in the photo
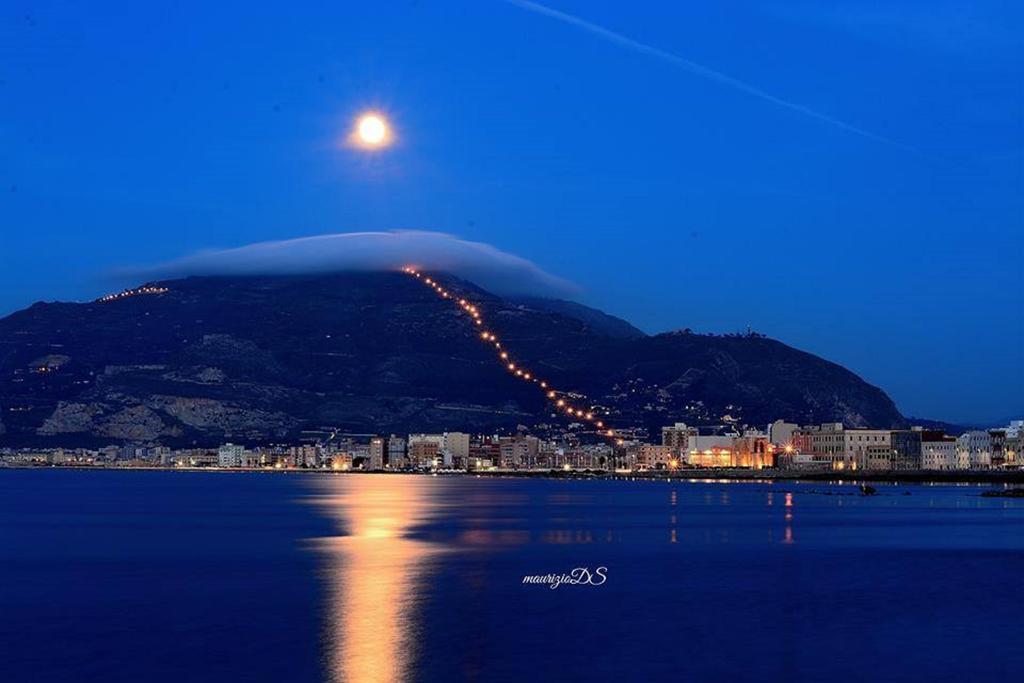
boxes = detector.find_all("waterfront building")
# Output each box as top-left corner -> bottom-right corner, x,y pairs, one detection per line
368,437 -> 385,470
989,429 -> 1007,467
921,431 -> 958,470
330,453 -> 354,470
554,445 -> 611,470
241,449 -> 262,468
805,423 -> 891,470
956,431 -> 992,469
776,448 -> 830,470
862,444 -> 891,470
469,439 -> 500,470
732,431 -> 774,469
691,434 -> 735,453
408,434 -> 444,468
889,430 -> 923,470
632,443 -> 674,469
443,432 -> 471,466
386,435 -> 407,468
805,423 -> 846,468
290,444 -> 319,468
218,443 -> 245,467
768,420 -> 799,447
686,446 -> 735,468
498,434 -> 540,468
1006,432 -> 1021,468
997,420 -> 1021,466
189,450 -> 218,467
791,427 -> 815,456
662,423 -> 696,456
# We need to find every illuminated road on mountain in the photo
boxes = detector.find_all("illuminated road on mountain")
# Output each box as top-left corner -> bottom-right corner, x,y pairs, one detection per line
403,267 -> 619,441
96,285 -> 169,303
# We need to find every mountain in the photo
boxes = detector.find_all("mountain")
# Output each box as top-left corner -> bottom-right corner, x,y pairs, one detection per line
0,272 -> 904,446
511,297 -> 646,339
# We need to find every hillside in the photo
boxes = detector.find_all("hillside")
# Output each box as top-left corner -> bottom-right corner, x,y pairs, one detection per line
0,272 -> 904,446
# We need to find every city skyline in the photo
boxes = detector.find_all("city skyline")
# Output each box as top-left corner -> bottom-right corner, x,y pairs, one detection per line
5,415 -> 1021,474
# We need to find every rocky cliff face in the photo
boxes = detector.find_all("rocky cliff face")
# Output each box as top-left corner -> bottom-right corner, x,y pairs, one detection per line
0,272 -> 904,446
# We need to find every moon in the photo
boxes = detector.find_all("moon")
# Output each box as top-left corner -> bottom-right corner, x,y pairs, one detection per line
353,113 -> 391,149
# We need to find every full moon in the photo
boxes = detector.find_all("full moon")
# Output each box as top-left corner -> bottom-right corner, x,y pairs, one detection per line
354,113 -> 390,148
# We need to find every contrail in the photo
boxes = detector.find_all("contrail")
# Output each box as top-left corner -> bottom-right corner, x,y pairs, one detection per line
501,0 -> 919,154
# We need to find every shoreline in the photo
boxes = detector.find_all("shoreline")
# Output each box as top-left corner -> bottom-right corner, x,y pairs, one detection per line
2,464 -> 1023,486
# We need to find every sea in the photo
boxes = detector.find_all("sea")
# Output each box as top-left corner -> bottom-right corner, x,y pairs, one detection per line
1,469 -> 1022,682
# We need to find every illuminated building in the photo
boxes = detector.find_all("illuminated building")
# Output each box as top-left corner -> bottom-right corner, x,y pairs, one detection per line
661,422 -> 696,457
673,429 -> 772,468
442,432 -> 470,468
468,438 -> 500,470
805,423 -> 891,470
768,420 -> 799,447
498,434 -> 541,468
632,443 -> 673,469
1006,438 -> 1021,467
217,442 -> 245,467
386,435 -> 407,468
989,429 -> 1007,468
368,437 -> 385,470
686,446 -> 735,468
882,431 -> 920,470
682,434 -> 735,466
956,431 -> 992,469
731,431 -> 774,469
290,444 -> 320,468
861,430 -> 921,470
408,434 -> 444,469
920,431 -> 957,470
330,453 -> 354,470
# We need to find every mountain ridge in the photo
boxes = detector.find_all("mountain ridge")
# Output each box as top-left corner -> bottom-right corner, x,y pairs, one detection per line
0,271 -> 905,446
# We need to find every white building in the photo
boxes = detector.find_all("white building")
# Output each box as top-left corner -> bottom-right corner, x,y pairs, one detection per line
956,431 -> 992,469
290,444 -> 319,468
408,433 -> 445,448
632,444 -> 674,469
921,434 -> 958,470
368,437 -> 385,470
806,423 -> 891,470
443,432 -> 471,465
218,443 -> 245,467
408,434 -> 445,469
662,423 -> 696,455
386,435 -> 406,468
768,420 -> 799,447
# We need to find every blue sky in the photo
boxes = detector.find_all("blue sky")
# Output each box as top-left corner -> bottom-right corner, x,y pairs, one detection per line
2,1 -> 1021,424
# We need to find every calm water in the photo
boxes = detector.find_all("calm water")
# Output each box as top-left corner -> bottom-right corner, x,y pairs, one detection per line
1,470 -> 1022,682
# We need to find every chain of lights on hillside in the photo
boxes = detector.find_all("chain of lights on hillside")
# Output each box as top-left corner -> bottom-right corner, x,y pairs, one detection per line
96,285 -> 169,303
402,267 -> 620,442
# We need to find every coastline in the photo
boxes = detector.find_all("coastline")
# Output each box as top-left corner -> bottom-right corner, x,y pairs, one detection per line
2,464 -> 1023,486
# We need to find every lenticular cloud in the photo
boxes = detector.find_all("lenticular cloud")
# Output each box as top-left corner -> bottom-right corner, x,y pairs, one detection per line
132,230 -> 580,298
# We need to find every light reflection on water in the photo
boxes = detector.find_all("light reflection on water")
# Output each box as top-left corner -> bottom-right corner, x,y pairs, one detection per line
306,476 -> 447,683
297,476 -> 1021,681
3,471 -> 1023,683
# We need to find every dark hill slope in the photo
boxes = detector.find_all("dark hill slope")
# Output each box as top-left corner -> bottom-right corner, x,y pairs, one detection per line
0,272 -> 903,446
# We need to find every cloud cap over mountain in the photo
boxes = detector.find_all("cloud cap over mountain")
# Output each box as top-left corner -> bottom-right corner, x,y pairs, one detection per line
130,230 -> 580,298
